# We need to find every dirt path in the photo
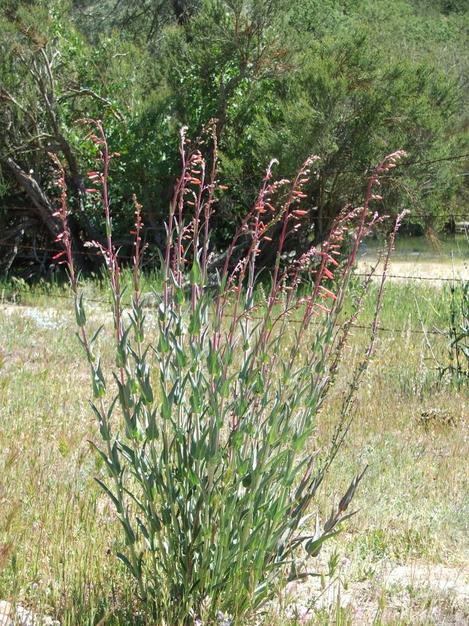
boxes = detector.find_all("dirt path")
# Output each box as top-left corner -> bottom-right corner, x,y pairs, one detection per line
357,258 -> 469,283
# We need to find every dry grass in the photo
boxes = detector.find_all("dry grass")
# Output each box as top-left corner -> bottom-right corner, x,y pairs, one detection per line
0,273 -> 467,625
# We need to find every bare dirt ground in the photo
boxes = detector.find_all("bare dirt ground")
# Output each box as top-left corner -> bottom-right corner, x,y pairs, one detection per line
284,560 -> 469,625
357,257 -> 469,283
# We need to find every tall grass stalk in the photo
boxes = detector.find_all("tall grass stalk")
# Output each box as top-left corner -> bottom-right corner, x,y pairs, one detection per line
54,121 -> 404,625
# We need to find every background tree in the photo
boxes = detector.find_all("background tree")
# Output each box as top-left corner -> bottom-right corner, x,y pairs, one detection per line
0,0 -> 467,275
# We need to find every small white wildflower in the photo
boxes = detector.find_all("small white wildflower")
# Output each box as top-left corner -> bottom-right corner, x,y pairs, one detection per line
216,611 -> 233,626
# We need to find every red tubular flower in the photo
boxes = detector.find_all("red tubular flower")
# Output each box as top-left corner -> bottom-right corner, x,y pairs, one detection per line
315,303 -> 331,313
319,286 -> 337,300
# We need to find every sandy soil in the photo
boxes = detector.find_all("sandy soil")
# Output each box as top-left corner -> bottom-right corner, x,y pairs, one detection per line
284,561 -> 469,625
357,257 -> 469,283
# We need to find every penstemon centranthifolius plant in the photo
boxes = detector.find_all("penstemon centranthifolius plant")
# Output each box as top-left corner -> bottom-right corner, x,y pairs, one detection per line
53,121 -> 405,625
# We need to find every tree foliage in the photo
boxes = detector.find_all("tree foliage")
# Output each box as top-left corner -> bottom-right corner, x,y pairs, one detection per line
0,0 -> 467,274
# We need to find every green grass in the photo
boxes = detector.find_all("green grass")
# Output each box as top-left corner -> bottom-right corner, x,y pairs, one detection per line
0,273 -> 467,625
0,267 -> 164,309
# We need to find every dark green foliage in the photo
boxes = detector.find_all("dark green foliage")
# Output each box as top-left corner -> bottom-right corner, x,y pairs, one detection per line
0,0 -> 467,274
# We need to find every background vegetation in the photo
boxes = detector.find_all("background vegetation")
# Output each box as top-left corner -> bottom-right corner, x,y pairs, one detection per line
1,0 -> 468,275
